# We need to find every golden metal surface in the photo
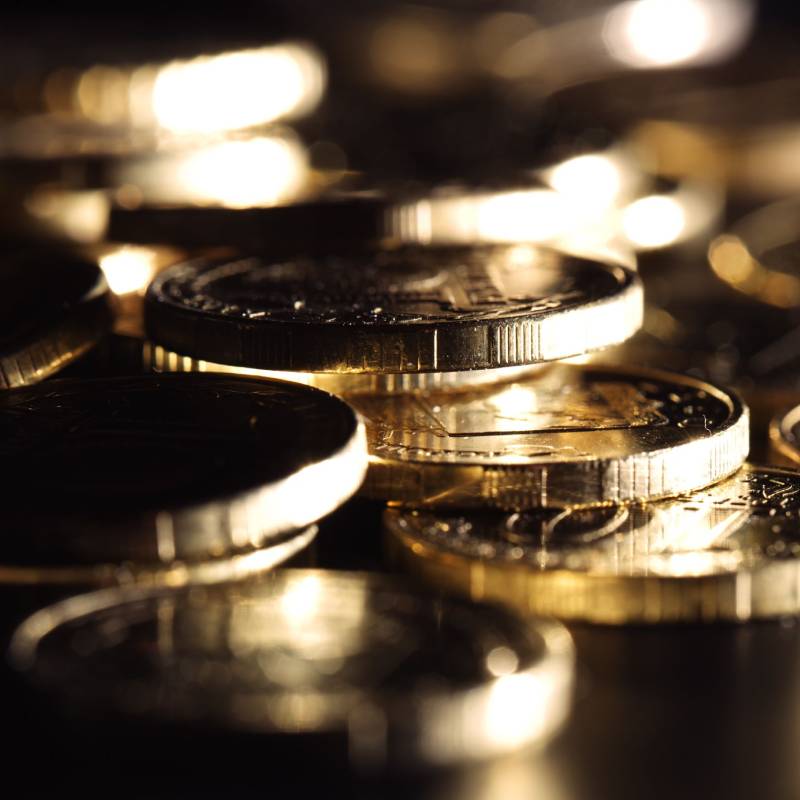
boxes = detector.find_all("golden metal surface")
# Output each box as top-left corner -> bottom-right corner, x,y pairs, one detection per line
385,464 -> 800,624
0,251 -> 113,388
353,364 -> 749,508
0,375 -> 367,562
9,569 -> 574,768
769,404 -> 800,467
146,341 -> 549,396
144,245 -> 643,373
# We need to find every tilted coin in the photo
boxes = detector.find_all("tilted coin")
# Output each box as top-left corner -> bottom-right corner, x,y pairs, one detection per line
145,246 -> 643,373
0,249 -> 113,388
385,464 -> 800,624
710,198 -> 800,308
0,375 -> 366,576
352,364 -> 749,508
146,341 -> 547,396
769,404 -> 800,467
8,570 -> 574,768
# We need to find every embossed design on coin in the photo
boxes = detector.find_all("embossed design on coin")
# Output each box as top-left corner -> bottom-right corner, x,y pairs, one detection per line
0,375 -> 366,571
385,465 -> 800,623
9,571 -> 574,767
354,364 -> 749,507
145,246 -> 642,372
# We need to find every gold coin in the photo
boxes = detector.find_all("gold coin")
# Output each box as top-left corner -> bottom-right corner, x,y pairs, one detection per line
0,249 -> 113,388
144,245 -> 642,373
769,403 -> 800,466
353,364 -> 749,508
385,464 -> 800,624
146,341 -> 549,395
9,570 -> 574,768
709,198 -> 800,308
0,374 -> 366,564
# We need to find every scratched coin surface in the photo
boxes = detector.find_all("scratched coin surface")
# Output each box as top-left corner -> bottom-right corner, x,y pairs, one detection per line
352,364 -> 749,508
0,375 -> 366,573
144,245 -> 642,373
385,464 -> 800,623
0,249 -> 113,388
9,570 -> 574,768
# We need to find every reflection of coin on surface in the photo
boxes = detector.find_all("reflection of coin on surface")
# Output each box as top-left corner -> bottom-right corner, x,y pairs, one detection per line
9,570 -> 575,769
353,364 -> 749,508
385,465 -> 800,624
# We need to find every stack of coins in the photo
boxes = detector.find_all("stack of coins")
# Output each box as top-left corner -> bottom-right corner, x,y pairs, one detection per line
10,1 -> 800,790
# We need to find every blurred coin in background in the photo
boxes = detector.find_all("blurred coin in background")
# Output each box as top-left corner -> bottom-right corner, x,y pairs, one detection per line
8,569 -> 575,769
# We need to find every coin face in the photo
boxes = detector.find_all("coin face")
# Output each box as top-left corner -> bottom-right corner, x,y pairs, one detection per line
0,375 -> 366,567
9,570 -> 574,767
385,464 -> 800,623
0,249 -> 112,388
145,246 -> 642,373
353,364 -> 749,507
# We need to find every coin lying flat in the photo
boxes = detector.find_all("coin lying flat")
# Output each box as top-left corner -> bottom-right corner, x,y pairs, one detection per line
144,246 -> 642,373
146,341 -> 548,395
0,249 -> 113,388
0,375 -> 366,567
8,570 -> 574,768
352,364 -> 749,508
385,464 -> 800,624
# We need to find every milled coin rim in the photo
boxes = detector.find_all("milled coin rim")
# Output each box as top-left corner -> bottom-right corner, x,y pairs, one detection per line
361,363 -> 749,508
0,374 -> 369,561
0,265 -> 113,389
144,248 -> 643,373
8,568 -> 575,768
383,466 -> 800,624
145,341 -> 552,395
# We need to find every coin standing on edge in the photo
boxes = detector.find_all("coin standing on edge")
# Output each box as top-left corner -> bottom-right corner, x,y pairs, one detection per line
385,464 -> 800,624
144,245 -> 643,373
8,570 -> 574,768
353,364 -> 749,508
0,249 -> 113,388
0,375 -> 367,580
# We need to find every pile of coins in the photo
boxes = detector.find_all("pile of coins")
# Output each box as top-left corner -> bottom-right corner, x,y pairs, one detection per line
6,0 -> 800,786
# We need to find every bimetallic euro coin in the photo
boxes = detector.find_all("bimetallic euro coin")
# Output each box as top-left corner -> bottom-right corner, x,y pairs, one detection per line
144,246 -> 642,373
0,249 -> 112,387
385,464 -> 800,624
9,570 -> 574,768
0,375 -> 366,565
353,364 -> 749,508
146,342 -> 548,396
